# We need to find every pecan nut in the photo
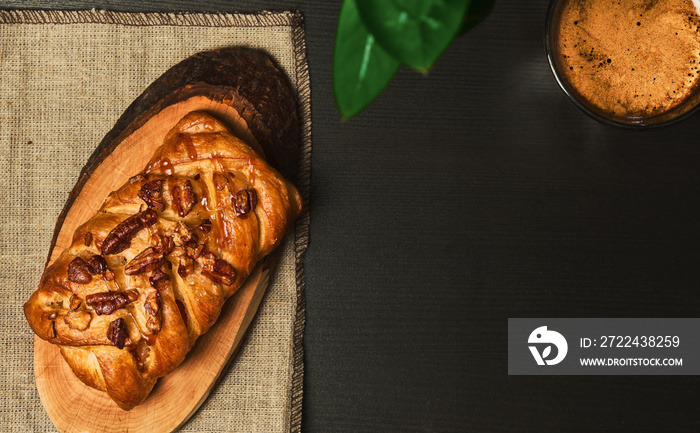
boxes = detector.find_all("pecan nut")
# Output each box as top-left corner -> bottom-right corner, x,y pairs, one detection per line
67,257 -> 92,284
185,244 -> 204,260
213,172 -> 229,191
138,179 -> 166,211
170,222 -> 195,247
149,268 -> 171,290
233,189 -> 257,217
177,256 -> 194,278
198,252 -> 236,286
86,289 -> 139,315
63,310 -> 92,331
84,232 -> 93,247
156,234 -> 175,255
146,316 -> 161,334
197,219 -> 212,233
87,255 -> 107,275
143,291 -> 161,317
172,179 -> 196,217
107,318 -> 128,349
149,231 -> 175,255
124,247 -> 165,276
101,209 -> 159,255
131,338 -> 150,371
144,291 -> 162,333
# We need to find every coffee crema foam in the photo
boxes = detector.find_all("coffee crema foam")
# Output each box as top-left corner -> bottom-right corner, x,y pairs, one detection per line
554,0 -> 700,120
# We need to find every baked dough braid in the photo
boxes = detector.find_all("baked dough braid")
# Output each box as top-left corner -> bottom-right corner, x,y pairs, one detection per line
24,111 -> 302,410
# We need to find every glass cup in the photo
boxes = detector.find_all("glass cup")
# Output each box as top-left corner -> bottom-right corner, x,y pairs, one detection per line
545,0 -> 700,128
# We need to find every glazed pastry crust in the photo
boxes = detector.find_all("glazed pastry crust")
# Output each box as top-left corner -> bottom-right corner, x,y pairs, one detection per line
24,111 -> 302,410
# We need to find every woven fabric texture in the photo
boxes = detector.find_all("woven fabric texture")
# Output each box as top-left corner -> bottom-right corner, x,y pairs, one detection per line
0,10 -> 310,433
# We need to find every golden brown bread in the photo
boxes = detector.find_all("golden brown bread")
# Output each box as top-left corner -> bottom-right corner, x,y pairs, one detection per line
24,111 -> 302,410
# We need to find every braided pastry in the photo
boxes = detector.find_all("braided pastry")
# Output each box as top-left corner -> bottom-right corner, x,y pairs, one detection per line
24,111 -> 302,410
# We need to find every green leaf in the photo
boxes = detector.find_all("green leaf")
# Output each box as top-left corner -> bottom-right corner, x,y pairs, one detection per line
333,0 -> 401,119
459,0 -> 495,35
355,0 -> 470,71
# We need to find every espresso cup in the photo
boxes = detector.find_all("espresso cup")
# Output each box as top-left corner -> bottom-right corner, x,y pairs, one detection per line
545,0 -> 700,128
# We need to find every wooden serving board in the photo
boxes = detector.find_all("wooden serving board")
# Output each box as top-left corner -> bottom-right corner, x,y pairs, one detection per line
32,48 -> 300,432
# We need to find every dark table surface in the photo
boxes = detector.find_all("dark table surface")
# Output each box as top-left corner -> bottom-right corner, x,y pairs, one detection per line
5,0 -> 700,431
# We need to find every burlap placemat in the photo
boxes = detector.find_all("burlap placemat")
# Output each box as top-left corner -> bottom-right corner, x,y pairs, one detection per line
0,9 -> 310,432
